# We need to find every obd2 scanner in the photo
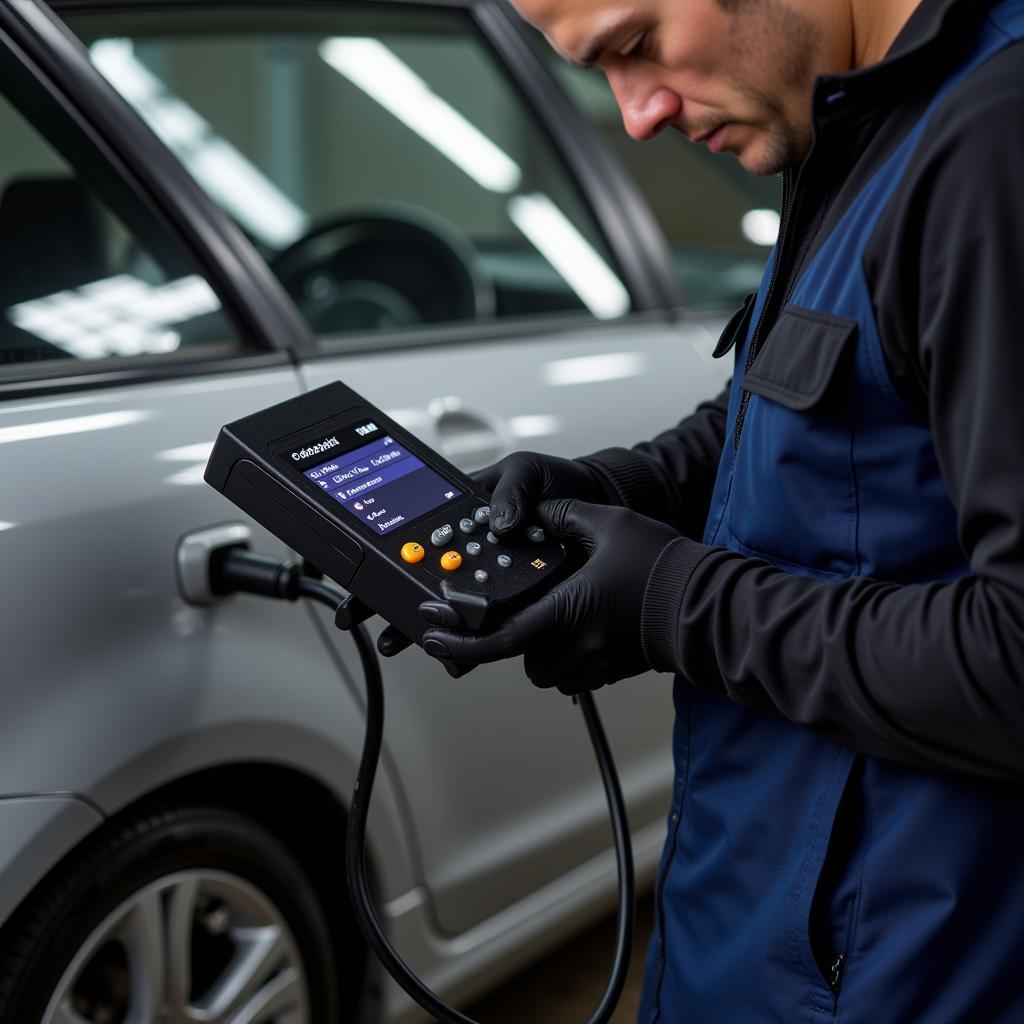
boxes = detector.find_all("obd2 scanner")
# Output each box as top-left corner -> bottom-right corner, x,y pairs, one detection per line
205,382 -> 634,1023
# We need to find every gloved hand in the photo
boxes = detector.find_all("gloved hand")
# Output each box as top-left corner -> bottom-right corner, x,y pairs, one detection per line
376,451 -> 612,659
477,451 -> 611,537
418,498 -> 683,694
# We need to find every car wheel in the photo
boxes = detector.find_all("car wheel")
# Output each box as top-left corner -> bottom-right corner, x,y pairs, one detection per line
0,805 -> 343,1024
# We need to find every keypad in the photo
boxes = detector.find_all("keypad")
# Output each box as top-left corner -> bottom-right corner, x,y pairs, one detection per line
431,524 -> 454,547
440,551 -> 462,572
400,503 -> 560,599
401,542 -> 425,564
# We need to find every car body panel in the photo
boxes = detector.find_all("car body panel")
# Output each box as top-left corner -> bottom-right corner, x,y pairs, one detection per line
0,368 -> 422,903
0,796 -> 104,929
0,0 -> 737,1016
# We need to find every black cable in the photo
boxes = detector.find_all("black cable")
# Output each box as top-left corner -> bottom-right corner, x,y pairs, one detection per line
296,576 -> 344,610
226,558 -> 634,1023
343,619 -> 634,1024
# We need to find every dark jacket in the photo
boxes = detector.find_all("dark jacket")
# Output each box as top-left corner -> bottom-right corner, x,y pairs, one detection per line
584,0 -> 1024,1018
587,0 -> 1024,783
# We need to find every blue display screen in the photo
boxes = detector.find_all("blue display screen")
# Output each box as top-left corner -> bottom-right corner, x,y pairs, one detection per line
301,429 -> 461,536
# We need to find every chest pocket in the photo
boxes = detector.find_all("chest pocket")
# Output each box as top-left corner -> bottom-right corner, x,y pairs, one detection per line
727,305 -> 860,579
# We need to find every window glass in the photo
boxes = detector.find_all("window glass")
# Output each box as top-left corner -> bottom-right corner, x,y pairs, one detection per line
70,8 -> 636,345
0,77 -> 238,375
547,56 -> 780,311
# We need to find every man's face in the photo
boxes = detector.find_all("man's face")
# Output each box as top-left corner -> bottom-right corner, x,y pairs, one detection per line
514,0 -> 847,175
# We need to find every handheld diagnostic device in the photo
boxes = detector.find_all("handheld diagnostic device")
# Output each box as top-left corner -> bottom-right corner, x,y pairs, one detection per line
203,382 -> 633,1024
204,381 -> 567,644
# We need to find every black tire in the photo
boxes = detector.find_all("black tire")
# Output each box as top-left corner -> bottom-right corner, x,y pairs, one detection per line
0,804 -> 343,1023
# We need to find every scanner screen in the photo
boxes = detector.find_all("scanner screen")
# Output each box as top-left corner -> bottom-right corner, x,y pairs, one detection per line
293,424 -> 462,536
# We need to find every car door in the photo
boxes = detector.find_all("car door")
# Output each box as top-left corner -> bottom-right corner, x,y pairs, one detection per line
0,0 -> 345,857
60,0 -> 731,939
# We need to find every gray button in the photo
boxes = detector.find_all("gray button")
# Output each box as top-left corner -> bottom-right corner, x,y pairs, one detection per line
526,526 -> 546,543
465,542 -> 482,556
431,524 -> 454,547
497,554 -> 512,568
486,531 -> 500,545
474,506 -> 491,525
474,570 -> 489,584
459,518 -> 476,534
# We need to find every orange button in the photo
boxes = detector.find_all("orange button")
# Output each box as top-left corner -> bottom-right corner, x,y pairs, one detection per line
401,542 -> 425,564
440,551 -> 463,572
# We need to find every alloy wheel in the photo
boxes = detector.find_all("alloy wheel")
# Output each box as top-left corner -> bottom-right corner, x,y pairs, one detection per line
41,869 -> 311,1024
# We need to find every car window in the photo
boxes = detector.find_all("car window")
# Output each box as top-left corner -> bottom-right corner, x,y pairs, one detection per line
545,53 -> 780,311
68,7 -> 636,347
0,55 -> 239,378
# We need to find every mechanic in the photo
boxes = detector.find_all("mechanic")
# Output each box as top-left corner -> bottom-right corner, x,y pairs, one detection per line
385,0 -> 1024,1019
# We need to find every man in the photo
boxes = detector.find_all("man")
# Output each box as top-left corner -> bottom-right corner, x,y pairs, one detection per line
385,0 -> 1024,1018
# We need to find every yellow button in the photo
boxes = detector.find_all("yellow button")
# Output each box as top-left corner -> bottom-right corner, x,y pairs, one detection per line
401,542 -> 425,564
440,551 -> 463,572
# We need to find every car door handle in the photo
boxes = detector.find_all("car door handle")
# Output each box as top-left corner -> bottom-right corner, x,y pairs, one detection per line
429,397 -> 508,472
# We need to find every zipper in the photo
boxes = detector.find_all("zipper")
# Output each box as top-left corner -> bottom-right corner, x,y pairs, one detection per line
829,951 -> 848,995
650,790 -> 686,1023
649,694 -> 692,1023
732,167 -> 795,450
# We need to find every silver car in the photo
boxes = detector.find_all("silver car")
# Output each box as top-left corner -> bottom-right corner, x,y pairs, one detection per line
0,0 -> 773,1020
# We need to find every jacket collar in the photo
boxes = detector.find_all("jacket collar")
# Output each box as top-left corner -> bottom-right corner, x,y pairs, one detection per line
879,0 -> 975,65
812,0 -> 997,119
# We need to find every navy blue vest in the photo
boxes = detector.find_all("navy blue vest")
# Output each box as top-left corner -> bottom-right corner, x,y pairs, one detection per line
641,6 -> 1024,1022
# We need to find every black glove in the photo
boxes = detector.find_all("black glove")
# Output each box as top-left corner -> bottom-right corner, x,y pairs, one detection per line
419,498 -> 682,694
478,451 -> 612,537
377,451 -> 612,659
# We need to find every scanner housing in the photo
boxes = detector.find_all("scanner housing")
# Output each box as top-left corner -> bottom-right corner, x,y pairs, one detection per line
205,382 -> 567,641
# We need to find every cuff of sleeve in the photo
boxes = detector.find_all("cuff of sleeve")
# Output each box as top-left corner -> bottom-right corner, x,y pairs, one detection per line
578,447 -> 663,512
640,537 -> 711,673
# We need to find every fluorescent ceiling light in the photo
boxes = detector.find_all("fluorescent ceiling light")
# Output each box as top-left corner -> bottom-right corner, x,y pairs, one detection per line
741,208 -> 781,247
543,352 -> 646,387
384,408 -> 433,431
188,140 -> 309,246
0,522 -> 16,532
157,442 -> 215,462
157,441 -> 215,486
165,464 -> 209,487
91,39 -> 308,248
8,274 -> 219,361
0,410 -> 150,445
508,193 -> 631,320
509,414 -> 561,438
320,37 -> 522,194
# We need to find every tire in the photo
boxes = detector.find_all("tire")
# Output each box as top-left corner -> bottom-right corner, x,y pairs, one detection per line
0,804 -> 343,1024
